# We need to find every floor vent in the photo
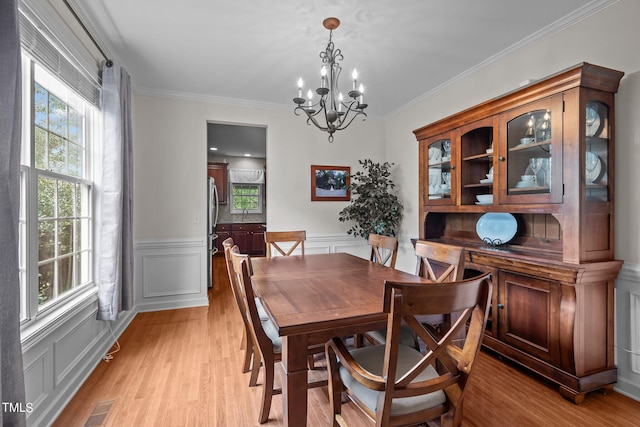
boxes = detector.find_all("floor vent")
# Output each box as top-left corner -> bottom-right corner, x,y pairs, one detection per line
84,400 -> 114,427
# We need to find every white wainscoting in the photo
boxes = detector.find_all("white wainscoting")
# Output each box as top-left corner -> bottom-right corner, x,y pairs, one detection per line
22,296 -> 135,427
615,262 -> 640,401
134,239 -> 209,312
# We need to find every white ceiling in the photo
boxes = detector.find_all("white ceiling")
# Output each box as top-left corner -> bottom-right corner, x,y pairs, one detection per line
70,0 -> 608,156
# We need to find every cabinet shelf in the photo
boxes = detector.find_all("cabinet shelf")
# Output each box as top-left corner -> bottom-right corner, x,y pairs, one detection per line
463,153 -> 493,162
586,183 -> 607,189
508,186 -> 549,193
464,183 -> 493,189
428,160 -> 452,168
509,140 -> 551,152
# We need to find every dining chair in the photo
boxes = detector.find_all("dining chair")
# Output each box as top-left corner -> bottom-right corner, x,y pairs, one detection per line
229,246 -> 325,424
364,240 -> 466,347
414,240 -> 466,336
414,239 -> 465,283
354,234 -> 400,348
265,230 -> 306,257
325,273 -> 492,427
368,233 -> 398,269
223,238 -> 272,383
222,238 -> 252,374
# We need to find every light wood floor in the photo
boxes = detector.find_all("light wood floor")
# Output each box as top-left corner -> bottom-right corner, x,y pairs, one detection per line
53,257 -> 640,426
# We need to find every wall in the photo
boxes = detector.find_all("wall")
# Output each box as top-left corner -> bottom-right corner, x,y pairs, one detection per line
384,0 -> 640,400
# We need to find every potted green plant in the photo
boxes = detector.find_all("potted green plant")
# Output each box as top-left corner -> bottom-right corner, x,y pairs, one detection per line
338,159 -> 403,238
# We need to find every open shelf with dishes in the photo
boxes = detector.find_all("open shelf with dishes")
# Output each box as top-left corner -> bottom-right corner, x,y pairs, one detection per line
460,120 -> 495,206
414,63 -> 624,405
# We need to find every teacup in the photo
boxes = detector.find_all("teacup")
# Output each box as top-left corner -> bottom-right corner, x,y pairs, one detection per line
521,175 -> 535,182
520,137 -> 535,145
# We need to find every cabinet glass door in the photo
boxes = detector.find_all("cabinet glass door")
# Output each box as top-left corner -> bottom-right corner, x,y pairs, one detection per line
501,96 -> 563,204
585,100 -> 610,202
426,138 -> 453,204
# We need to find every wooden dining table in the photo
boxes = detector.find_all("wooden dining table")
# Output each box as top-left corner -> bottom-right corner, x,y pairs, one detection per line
250,252 -> 429,427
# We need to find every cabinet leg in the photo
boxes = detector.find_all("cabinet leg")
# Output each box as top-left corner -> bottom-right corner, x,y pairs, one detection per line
559,386 -> 585,404
599,384 -> 614,395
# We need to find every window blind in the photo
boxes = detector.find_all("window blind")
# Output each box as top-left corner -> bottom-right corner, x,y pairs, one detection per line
18,9 -> 101,107
229,169 -> 265,184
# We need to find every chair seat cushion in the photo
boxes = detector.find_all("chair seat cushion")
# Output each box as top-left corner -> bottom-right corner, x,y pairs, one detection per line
255,298 -> 269,321
339,344 -> 446,416
366,324 -> 417,348
261,318 -> 282,353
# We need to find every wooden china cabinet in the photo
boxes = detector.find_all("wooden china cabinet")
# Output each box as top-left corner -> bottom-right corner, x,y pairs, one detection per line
414,63 -> 624,403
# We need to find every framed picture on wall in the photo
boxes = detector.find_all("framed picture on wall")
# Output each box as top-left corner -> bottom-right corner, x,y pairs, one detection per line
311,165 -> 351,201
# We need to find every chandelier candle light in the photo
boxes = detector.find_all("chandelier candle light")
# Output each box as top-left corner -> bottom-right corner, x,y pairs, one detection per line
293,17 -> 368,143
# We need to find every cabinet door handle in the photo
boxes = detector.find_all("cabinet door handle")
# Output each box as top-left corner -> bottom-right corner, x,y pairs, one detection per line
498,156 -> 505,161
497,303 -> 504,309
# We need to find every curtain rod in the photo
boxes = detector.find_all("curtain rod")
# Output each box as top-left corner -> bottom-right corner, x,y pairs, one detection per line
63,0 -> 112,67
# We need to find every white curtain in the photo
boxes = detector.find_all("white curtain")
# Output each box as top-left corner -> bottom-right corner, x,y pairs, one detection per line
228,168 -> 265,184
0,0 -> 27,425
97,62 -> 134,321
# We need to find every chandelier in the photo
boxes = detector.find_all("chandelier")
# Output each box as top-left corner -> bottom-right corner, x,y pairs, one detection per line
293,17 -> 368,143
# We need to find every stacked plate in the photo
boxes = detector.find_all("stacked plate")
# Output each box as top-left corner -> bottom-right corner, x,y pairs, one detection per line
476,194 -> 493,205
515,174 -> 536,188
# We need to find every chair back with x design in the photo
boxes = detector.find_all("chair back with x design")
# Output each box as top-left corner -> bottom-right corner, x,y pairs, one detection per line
415,240 -> 465,282
368,233 -> 398,268
265,230 -> 306,257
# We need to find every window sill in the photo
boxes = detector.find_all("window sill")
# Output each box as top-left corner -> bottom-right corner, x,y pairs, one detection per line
20,285 -> 99,352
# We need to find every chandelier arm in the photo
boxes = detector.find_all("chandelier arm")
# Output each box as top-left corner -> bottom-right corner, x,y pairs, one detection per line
335,110 -> 367,131
306,115 -> 331,132
298,106 -> 332,132
332,99 -> 366,128
294,98 -> 325,118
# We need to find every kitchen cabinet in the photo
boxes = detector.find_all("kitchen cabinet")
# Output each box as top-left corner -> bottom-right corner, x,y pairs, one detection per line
215,223 -> 231,253
216,223 -> 265,256
207,162 -> 228,204
231,223 -> 265,256
413,63 -> 624,403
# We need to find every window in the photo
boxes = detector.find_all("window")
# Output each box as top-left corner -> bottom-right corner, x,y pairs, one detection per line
230,184 -> 263,214
19,57 -> 97,322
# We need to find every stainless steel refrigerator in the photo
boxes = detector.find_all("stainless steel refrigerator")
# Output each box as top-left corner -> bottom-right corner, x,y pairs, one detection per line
207,176 -> 219,288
